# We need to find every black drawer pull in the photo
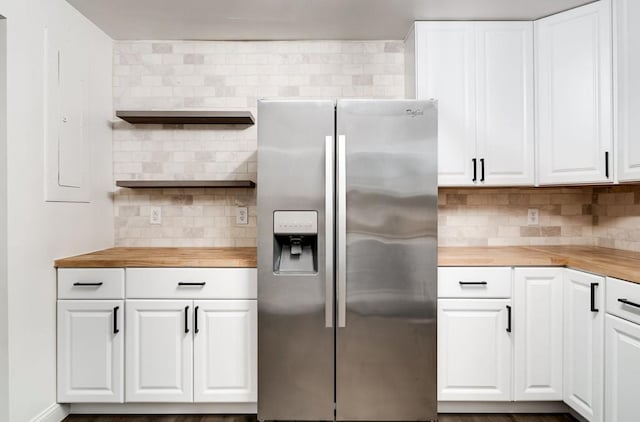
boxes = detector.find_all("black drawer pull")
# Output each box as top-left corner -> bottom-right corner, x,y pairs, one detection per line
185,306 -> 190,333
73,282 -> 103,286
194,306 -> 200,334
618,298 -> 640,309
590,282 -> 599,312
178,282 -> 206,286
459,281 -> 488,286
113,306 -> 120,334
506,305 -> 512,333
480,158 -> 485,182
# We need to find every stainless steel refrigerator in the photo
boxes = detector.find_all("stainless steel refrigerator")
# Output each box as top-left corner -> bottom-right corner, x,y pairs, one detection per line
257,99 -> 438,421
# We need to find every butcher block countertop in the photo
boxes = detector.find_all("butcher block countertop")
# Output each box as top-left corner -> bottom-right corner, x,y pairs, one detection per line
55,247 -> 257,268
55,245 -> 640,284
439,245 -> 640,284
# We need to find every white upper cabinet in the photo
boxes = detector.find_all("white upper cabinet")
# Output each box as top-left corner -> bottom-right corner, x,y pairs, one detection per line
535,1 -> 613,185
614,0 -> 640,182
409,21 -> 534,186
413,22 -> 477,186
475,23 -> 535,186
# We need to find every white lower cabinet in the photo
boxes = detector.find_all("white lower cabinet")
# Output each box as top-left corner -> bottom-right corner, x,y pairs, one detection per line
605,314 -> 640,422
57,267 -> 258,407
125,300 -> 194,402
514,268 -> 564,401
194,300 -> 257,403
438,298 -> 513,401
57,300 -> 124,403
563,269 -> 604,422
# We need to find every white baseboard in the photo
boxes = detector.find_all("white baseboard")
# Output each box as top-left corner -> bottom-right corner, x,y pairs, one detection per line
30,403 -> 69,422
438,401 -> 570,414
70,402 -> 257,414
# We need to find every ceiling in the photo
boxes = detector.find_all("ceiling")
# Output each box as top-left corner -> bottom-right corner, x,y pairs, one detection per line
66,0 -> 596,41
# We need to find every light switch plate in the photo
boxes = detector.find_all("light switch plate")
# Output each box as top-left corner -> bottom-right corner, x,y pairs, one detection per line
236,206 -> 248,225
150,207 -> 162,225
527,208 -> 539,226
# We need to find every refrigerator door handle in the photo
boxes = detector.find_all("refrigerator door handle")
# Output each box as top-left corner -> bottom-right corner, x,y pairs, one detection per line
337,134 -> 347,328
325,135 -> 334,328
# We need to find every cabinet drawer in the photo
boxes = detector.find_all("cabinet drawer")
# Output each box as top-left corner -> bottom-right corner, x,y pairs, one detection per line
438,267 -> 512,298
126,268 -> 257,299
607,277 -> 640,325
58,268 -> 125,299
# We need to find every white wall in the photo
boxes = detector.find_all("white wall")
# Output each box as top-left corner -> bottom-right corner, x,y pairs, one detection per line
0,15 -> 8,422
0,0 -> 114,420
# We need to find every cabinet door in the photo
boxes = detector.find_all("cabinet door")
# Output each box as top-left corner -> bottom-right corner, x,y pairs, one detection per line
194,300 -> 257,403
514,268 -> 563,401
57,300 -> 123,403
605,314 -> 640,422
476,22 -> 534,186
564,270 -> 604,422
438,298 -> 512,401
535,1 -> 613,185
126,300 -> 193,402
614,0 -> 640,181
415,22 -> 477,186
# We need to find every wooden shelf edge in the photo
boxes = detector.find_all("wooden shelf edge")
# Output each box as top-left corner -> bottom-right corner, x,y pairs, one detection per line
115,110 -> 255,125
116,180 -> 256,189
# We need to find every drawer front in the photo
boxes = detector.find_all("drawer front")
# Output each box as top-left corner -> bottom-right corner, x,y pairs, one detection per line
126,268 -> 257,299
607,277 -> 640,325
58,268 -> 125,299
438,267 -> 512,298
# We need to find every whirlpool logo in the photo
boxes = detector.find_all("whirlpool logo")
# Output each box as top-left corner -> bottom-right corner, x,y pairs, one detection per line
406,108 -> 424,117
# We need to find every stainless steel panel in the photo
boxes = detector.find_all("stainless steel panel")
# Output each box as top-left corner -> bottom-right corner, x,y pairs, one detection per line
257,99 -> 335,421
335,99 -> 438,421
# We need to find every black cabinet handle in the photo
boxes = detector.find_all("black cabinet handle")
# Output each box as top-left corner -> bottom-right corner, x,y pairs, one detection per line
590,283 -> 599,312
194,306 -> 200,334
73,282 -> 103,286
113,306 -> 120,334
480,158 -> 485,182
178,282 -> 206,286
618,298 -> 640,309
605,151 -> 609,178
506,305 -> 512,333
472,158 -> 477,182
184,306 -> 190,333
459,281 -> 488,286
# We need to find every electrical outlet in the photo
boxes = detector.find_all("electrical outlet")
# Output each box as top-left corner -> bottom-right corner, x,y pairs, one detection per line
236,206 -> 248,225
150,207 -> 162,225
527,208 -> 539,226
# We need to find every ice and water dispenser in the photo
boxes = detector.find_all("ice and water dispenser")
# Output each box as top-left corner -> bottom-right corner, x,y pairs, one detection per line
273,211 -> 318,274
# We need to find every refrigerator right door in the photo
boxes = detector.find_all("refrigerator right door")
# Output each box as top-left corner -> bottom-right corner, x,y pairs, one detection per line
335,99 -> 438,421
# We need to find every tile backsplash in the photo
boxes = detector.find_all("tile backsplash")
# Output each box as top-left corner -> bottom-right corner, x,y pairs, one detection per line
440,185 -> 640,252
113,40 -> 404,246
112,40 -> 640,252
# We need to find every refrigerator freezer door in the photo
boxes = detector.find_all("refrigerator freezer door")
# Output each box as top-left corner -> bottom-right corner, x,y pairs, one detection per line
335,99 -> 438,421
257,100 -> 335,421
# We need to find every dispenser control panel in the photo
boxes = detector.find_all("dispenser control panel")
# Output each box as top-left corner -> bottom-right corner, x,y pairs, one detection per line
273,211 -> 318,234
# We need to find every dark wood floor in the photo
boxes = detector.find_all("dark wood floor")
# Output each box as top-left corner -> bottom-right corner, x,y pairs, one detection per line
63,414 -> 576,422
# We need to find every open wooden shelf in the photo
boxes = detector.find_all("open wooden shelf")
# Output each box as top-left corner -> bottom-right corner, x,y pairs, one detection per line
116,180 -> 256,189
116,110 -> 255,125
